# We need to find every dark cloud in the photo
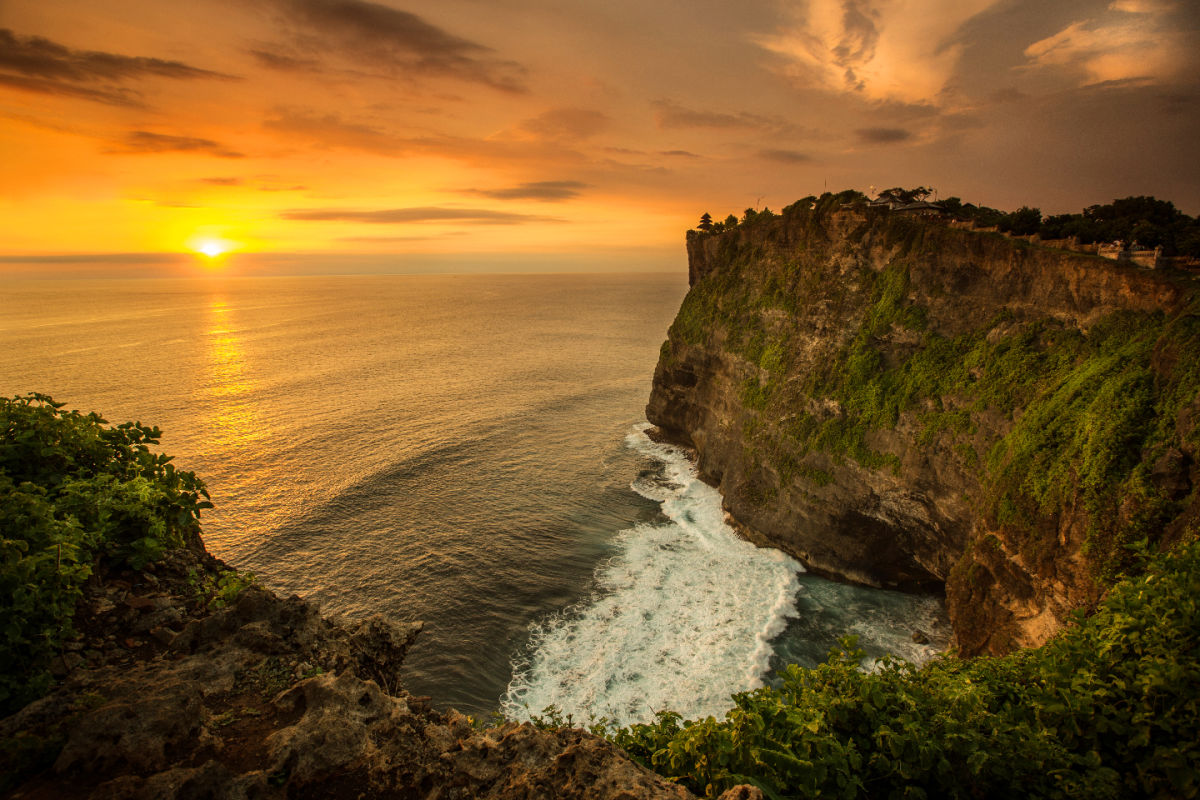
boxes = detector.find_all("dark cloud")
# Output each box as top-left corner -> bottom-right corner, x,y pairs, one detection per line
0,73 -> 140,106
249,49 -> 322,72
989,87 -> 1028,104
338,232 -> 468,242
465,181 -> 590,201
281,206 -> 562,224
520,108 -> 609,140
831,0 -> 880,92
650,100 -> 806,136
109,131 -> 245,158
659,149 -> 701,158
0,252 -> 179,264
758,148 -> 813,163
201,176 -> 244,185
264,0 -> 525,91
856,126 -> 912,143
653,100 -> 765,129
0,28 -> 234,107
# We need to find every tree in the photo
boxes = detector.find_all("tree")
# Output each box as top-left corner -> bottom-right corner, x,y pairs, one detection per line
698,212 -> 714,232
1000,206 -> 1042,236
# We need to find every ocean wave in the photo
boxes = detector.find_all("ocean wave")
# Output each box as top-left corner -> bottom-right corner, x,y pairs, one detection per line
502,423 -> 803,726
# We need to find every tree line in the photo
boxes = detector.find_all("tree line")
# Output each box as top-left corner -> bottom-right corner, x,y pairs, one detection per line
696,191 -> 1200,258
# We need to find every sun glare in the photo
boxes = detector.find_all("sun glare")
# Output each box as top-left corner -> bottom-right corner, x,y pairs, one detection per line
187,235 -> 237,264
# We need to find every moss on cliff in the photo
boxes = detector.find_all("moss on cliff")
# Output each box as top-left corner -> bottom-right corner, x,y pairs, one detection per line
664,206 -> 1199,588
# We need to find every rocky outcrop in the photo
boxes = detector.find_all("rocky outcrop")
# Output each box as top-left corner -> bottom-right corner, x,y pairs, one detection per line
1,544 -> 692,799
649,205 -> 1199,656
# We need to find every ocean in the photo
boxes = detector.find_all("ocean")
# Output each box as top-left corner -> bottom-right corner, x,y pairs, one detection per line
1,272 -> 948,724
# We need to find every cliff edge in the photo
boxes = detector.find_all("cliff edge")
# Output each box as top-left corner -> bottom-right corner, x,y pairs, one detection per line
648,200 -> 1200,656
1,541 -> 694,800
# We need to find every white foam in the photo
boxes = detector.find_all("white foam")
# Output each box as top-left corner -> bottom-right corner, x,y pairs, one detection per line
502,423 -> 803,726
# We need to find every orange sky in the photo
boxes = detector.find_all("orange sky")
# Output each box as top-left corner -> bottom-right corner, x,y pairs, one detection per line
1,0 -> 1198,276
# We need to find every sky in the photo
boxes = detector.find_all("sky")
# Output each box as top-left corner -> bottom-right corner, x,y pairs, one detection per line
1,0 -> 1198,276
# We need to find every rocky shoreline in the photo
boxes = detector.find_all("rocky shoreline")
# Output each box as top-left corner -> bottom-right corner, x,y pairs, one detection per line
1,539 -> 697,799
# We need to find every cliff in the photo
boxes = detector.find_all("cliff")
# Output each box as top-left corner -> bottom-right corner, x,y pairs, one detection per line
0,395 -> 692,799
648,202 -> 1200,656
1,540 -> 695,799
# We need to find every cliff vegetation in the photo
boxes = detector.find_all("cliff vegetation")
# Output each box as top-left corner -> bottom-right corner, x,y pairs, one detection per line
610,538 -> 1200,799
649,192 -> 1200,655
633,192 -> 1200,797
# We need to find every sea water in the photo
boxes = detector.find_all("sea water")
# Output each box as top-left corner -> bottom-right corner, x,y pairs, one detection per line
0,272 -> 948,722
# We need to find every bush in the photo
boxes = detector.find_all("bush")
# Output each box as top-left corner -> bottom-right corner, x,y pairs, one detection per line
609,540 -> 1200,798
0,394 -> 211,714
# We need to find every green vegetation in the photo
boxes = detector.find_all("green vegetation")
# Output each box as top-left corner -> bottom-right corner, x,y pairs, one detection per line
937,194 -> 1200,257
672,198 -> 1200,578
648,194 -> 1200,795
700,189 -> 1200,257
0,394 -> 211,714
608,538 -> 1200,798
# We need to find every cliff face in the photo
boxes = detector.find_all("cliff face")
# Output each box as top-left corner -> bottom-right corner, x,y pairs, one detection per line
649,205 -> 1200,656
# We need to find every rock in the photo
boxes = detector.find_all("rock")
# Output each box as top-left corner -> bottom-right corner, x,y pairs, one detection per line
54,681 -> 210,774
267,671 -> 408,784
718,786 -> 766,800
149,626 -> 178,647
91,761 -> 266,800
92,598 -> 117,614
3,545 -> 698,800
911,630 -> 930,645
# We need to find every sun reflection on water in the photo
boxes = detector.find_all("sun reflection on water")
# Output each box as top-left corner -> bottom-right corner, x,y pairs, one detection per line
203,297 -> 266,450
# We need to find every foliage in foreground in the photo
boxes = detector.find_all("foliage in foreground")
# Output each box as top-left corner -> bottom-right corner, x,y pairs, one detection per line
607,540 -> 1200,799
0,394 -> 211,714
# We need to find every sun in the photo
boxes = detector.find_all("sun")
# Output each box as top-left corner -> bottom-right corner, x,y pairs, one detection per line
187,235 -> 238,264
196,240 -> 228,258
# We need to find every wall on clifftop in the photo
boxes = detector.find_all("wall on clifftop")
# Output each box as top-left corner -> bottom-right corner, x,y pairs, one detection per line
649,203 -> 1200,656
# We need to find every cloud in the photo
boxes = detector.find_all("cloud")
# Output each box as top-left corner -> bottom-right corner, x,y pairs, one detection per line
249,49 -> 322,72
0,28 -> 234,107
337,233 -> 466,242
0,252 -> 180,264
856,126 -> 911,143
520,108 -> 609,140
281,206 -> 562,224
658,149 -> 701,158
263,108 -> 400,154
263,0 -> 525,91
465,181 -> 590,201
755,0 -> 1000,104
652,100 -> 769,129
201,176 -> 244,186
1024,3 -> 1194,86
109,131 -> 245,158
758,148 -> 814,163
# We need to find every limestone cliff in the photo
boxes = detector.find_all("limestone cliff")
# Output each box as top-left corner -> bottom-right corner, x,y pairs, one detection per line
648,200 -> 1200,656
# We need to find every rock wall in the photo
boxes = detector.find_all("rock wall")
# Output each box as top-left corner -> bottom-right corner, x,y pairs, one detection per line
649,206 -> 1199,656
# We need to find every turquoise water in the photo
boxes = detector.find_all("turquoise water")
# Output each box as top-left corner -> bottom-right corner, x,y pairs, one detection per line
1,272 -> 948,721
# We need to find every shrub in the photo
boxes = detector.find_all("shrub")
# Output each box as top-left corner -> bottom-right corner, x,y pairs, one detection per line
609,540 -> 1200,798
0,394 -> 211,713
